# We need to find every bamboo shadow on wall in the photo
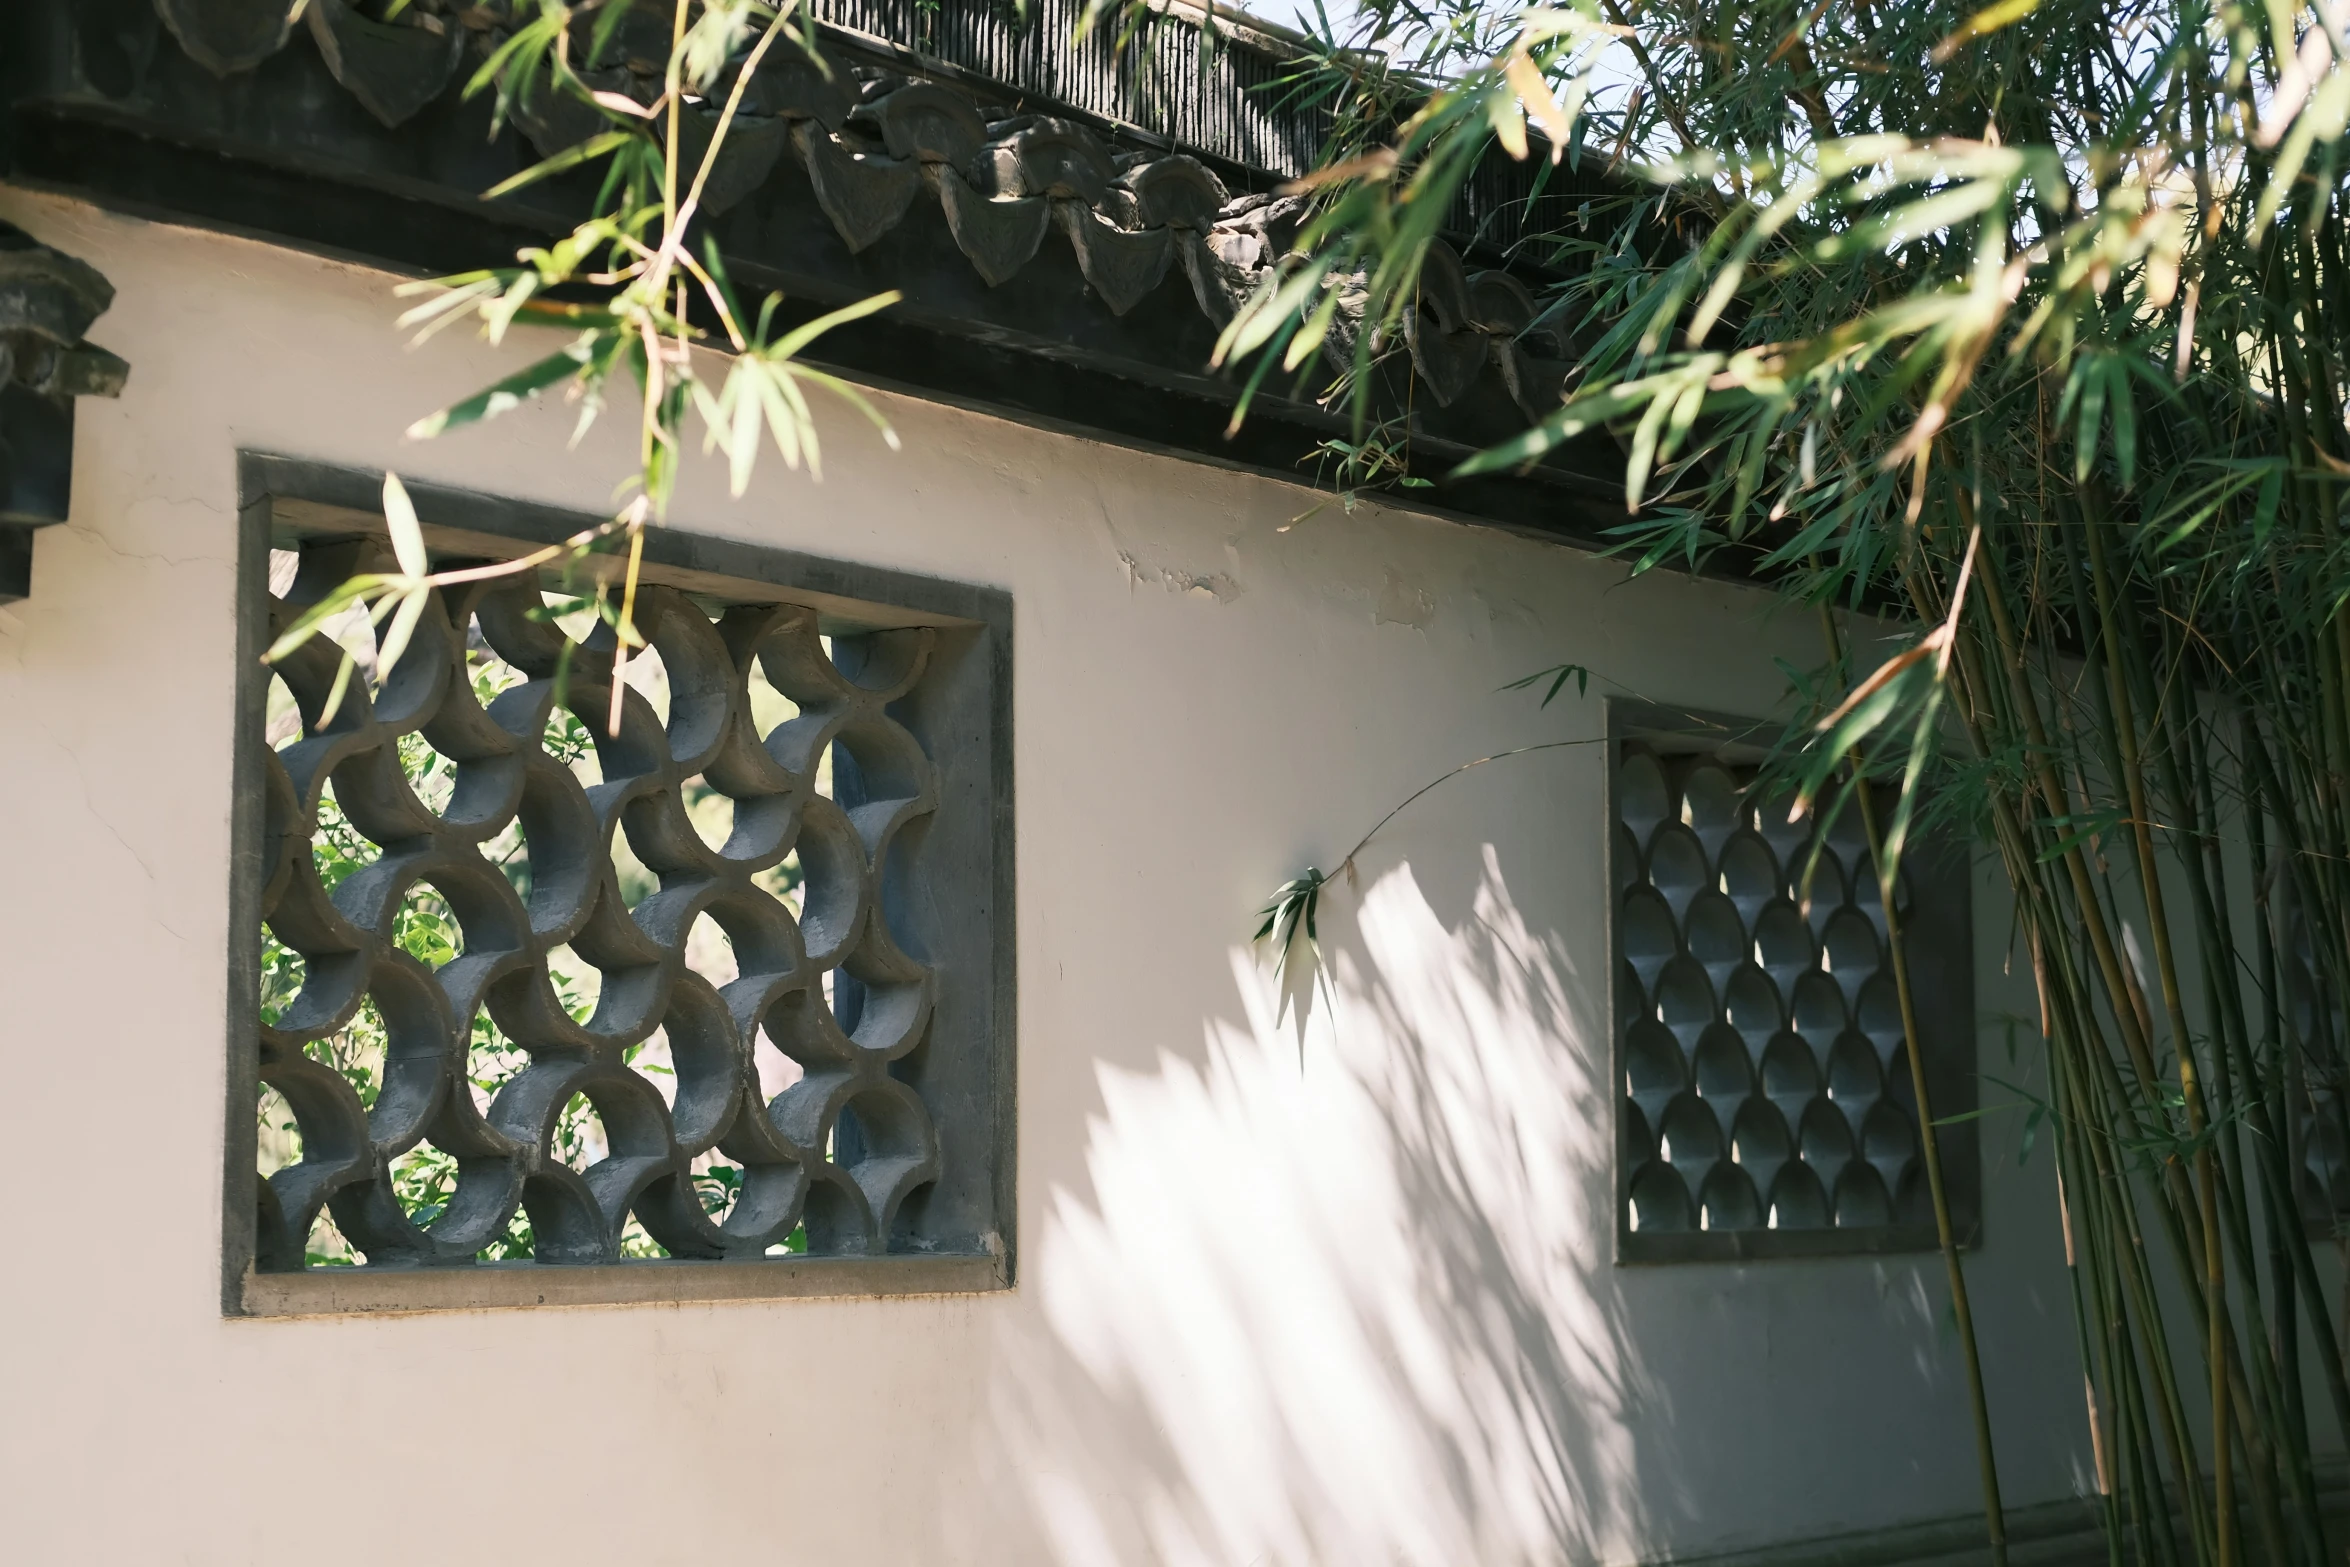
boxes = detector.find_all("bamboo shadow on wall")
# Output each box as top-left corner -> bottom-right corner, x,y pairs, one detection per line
991,849 -> 1669,1565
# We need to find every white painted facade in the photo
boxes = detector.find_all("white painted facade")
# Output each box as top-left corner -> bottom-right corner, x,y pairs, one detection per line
0,185 -> 2095,1565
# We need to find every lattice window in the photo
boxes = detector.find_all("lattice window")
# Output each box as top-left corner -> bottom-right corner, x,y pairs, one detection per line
2274,883 -> 2350,1228
225,459 -> 1012,1314
1611,705 -> 1976,1263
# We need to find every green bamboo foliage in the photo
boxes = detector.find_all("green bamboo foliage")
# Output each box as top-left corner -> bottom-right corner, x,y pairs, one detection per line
1238,1 -> 2350,1560
268,1 -> 899,715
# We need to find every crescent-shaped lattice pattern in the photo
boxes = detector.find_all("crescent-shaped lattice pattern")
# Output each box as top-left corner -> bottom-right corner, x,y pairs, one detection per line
1617,742 -> 1928,1236
253,540 -> 943,1270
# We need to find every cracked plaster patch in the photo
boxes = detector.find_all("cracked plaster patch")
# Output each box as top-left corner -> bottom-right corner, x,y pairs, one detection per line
1374,568 -> 1434,629
1118,550 -> 1240,603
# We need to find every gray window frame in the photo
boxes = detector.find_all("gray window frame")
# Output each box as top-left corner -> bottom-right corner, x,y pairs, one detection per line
222,453 -> 1015,1316
1608,698 -> 1979,1265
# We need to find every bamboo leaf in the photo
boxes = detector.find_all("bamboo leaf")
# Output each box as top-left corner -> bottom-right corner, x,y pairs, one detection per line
382,472 -> 427,578
1488,85 -> 1530,161
1504,49 -> 1575,157
2073,356 -> 2109,484
372,587 -> 432,686
1931,0 -> 2042,61
261,578 -> 389,665
405,340 -> 597,440
482,130 -> 638,201
316,648 -> 360,729
770,289 -> 905,360
2107,358 -> 2139,488
2259,68 -> 2350,229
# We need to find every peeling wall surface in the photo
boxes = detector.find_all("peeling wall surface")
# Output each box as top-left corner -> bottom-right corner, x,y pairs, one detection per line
0,187 -> 2096,1566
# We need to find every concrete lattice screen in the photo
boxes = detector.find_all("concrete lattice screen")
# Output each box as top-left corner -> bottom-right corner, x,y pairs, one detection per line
1613,726 -> 1978,1261
2277,885 -> 2350,1223
251,537 -> 949,1274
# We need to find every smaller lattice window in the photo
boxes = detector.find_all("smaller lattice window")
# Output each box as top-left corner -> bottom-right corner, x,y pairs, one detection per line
1610,703 -> 1977,1263
224,456 -> 1013,1315
2274,879 -> 2350,1230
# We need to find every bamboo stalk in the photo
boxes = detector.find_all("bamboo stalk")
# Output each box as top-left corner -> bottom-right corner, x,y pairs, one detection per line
2080,510 -> 2237,1564
1817,600 -> 2008,1564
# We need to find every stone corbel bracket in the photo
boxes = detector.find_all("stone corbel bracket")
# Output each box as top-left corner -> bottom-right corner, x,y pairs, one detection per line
0,225 -> 129,604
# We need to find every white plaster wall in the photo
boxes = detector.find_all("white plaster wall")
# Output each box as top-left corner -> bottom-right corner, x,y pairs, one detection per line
0,185 -> 2091,1565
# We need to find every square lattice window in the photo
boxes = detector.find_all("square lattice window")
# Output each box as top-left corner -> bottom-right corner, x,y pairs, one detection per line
223,456 -> 1013,1315
2273,882 -> 2350,1231
1610,702 -> 1977,1263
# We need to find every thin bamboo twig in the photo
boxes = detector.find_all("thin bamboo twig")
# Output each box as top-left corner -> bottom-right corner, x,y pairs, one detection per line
1818,600 -> 2008,1564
